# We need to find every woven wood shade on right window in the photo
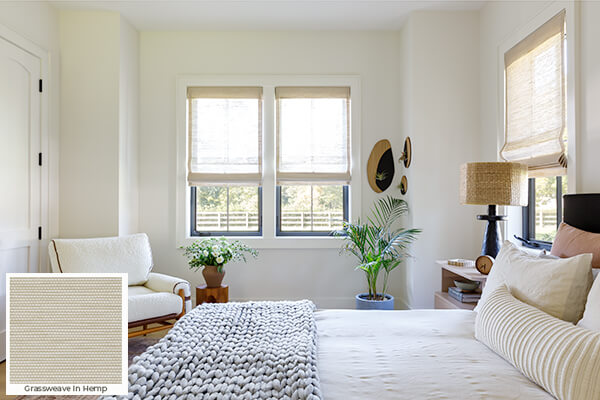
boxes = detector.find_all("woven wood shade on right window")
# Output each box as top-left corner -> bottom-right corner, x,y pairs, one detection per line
501,10 -> 567,178
275,86 -> 351,184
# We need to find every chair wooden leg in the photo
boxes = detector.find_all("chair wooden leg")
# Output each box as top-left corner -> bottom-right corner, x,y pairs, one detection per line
177,288 -> 186,319
129,323 -> 174,338
143,324 -> 147,336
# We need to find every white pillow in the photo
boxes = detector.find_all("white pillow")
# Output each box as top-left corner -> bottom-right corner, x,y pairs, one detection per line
476,241 -> 593,323
579,274 -> 600,332
49,233 -> 153,286
475,284 -> 600,400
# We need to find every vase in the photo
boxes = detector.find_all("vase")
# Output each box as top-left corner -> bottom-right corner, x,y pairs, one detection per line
202,265 -> 225,288
355,293 -> 394,310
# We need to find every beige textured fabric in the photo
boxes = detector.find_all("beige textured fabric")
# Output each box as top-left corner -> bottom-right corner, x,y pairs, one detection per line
579,274 -> 600,332
276,86 -> 351,184
9,276 -> 124,384
475,241 -> 593,323
475,284 -> 600,400
187,86 -> 262,186
501,10 -> 567,177
460,162 -> 528,206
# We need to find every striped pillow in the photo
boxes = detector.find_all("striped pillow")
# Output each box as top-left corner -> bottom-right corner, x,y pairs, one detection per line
475,284 -> 600,400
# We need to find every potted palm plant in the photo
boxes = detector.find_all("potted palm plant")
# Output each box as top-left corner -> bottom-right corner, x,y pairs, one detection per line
181,237 -> 257,288
336,196 -> 421,310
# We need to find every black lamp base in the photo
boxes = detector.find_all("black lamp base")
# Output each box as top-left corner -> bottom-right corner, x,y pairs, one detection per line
477,205 -> 506,258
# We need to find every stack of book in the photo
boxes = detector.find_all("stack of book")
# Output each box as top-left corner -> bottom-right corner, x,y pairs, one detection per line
448,286 -> 481,303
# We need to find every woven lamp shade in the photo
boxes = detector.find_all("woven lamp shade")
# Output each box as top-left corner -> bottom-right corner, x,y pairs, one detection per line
460,162 -> 528,206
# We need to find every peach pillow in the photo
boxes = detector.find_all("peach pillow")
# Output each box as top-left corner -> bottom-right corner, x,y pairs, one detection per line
551,222 -> 600,268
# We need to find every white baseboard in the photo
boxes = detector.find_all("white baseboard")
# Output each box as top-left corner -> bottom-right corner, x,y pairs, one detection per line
0,329 -> 5,362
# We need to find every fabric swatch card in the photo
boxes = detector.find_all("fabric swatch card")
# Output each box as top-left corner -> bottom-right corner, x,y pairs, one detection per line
6,273 -> 127,396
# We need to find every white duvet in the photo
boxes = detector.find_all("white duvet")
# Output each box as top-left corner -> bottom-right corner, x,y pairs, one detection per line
316,309 -> 553,400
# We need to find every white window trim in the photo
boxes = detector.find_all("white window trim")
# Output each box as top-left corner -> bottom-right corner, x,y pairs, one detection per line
496,1 -> 579,243
175,75 -> 361,249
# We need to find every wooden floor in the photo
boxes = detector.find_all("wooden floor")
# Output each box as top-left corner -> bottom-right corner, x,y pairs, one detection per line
1,330 -> 167,399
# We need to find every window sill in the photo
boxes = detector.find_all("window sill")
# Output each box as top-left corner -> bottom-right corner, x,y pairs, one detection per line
517,237 -> 552,252
178,235 -> 345,250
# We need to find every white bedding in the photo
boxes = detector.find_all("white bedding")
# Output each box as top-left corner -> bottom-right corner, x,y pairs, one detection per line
316,309 -> 553,400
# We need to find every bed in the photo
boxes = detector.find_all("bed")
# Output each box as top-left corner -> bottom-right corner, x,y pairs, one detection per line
107,194 -> 599,400
316,309 -> 553,399
316,193 -> 599,399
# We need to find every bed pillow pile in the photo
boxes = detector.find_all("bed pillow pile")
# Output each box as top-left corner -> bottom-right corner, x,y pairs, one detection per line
475,241 -> 593,323
579,274 -> 600,332
475,284 -> 600,400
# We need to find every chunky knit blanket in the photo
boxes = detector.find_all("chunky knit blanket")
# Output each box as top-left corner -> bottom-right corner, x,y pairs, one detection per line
102,300 -> 322,400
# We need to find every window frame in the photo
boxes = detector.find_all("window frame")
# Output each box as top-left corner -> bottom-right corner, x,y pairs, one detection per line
190,186 -> 263,237
275,185 -> 349,237
175,75 -> 361,249
521,176 -> 563,250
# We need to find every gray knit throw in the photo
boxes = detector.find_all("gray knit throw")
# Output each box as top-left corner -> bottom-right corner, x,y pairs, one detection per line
102,300 -> 322,400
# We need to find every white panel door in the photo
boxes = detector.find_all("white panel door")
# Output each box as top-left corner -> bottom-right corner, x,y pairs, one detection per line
0,36 -> 41,362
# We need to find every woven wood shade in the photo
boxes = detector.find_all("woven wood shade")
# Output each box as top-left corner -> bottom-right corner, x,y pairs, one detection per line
460,162 -> 528,206
501,10 -> 566,178
187,87 -> 263,186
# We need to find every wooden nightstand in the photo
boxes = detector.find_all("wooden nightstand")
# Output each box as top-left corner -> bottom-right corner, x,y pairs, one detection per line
196,284 -> 229,307
434,261 -> 487,310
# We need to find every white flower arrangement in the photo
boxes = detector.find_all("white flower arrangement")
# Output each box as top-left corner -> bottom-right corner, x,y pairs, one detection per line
181,237 -> 258,273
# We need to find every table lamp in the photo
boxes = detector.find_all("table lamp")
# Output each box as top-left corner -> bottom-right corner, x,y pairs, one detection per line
460,162 -> 528,258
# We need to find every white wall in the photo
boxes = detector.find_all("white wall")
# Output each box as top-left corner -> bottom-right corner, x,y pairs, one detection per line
59,10 -> 140,238
59,10 -> 121,238
400,11 -> 482,308
578,1 -> 600,193
479,0 -> 600,240
119,17 -> 140,235
139,30 -> 415,308
139,22 -> 481,309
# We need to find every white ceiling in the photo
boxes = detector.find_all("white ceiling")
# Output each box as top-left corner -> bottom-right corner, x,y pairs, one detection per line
48,0 -> 486,31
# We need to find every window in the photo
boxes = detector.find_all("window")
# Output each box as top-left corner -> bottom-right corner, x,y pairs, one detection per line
191,186 -> 262,236
501,10 -> 568,247
277,185 -> 349,235
179,77 -> 359,246
187,87 -> 262,236
275,87 -> 351,235
522,176 -> 567,249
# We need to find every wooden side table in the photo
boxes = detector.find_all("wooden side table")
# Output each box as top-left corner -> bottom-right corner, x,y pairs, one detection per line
196,284 -> 229,306
434,261 -> 487,310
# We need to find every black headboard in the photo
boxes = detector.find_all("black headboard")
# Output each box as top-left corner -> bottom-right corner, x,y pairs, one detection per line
563,194 -> 600,233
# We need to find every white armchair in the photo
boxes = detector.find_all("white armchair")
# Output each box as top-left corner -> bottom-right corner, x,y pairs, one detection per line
48,233 -> 191,337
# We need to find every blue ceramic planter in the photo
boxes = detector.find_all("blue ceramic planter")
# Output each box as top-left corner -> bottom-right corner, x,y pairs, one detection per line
355,293 -> 394,310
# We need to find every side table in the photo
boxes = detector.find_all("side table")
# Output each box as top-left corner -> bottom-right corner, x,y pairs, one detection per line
196,284 -> 229,306
434,261 -> 487,310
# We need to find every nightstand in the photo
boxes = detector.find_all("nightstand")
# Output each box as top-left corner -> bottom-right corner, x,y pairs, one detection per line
196,284 -> 229,306
434,261 -> 487,310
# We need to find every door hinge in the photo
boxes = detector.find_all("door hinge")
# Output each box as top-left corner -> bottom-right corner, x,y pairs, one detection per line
38,226 -> 42,240
38,152 -> 42,166
39,79 -> 42,93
